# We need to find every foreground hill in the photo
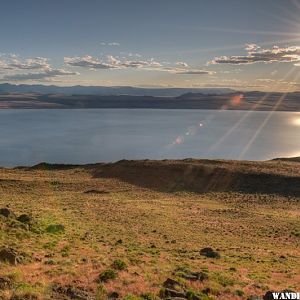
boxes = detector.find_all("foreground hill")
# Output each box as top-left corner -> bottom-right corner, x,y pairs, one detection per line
0,158 -> 299,299
0,91 -> 299,111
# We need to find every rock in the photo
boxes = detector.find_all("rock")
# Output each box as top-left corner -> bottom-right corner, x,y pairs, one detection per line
199,247 -> 220,258
180,273 -> 197,280
9,219 -> 29,230
160,288 -> 186,299
0,248 -> 22,265
0,208 -> 16,218
193,271 -> 208,281
202,288 -> 211,295
108,292 -> 119,299
52,284 -> 94,299
180,271 -> 208,282
17,214 -> 32,224
163,278 -> 183,290
0,276 -> 13,290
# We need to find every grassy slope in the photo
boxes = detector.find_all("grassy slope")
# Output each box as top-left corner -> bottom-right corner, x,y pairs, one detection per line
0,158 -> 299,299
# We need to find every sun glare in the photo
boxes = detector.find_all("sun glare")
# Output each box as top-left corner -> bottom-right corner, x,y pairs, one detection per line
292,116 -> 300,126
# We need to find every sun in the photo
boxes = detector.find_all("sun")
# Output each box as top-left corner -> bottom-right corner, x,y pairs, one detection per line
292,117 -> 300,126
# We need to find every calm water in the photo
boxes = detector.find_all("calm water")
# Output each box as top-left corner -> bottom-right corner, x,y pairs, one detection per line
0,109 -> 299,167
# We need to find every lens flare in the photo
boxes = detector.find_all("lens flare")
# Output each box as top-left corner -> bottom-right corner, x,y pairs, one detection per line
230,94 -> 244,106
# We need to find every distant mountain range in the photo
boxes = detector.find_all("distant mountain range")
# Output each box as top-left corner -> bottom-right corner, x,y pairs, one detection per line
0,83 -> 234,97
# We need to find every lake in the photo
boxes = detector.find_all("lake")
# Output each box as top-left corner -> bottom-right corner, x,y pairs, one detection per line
0,109 -> 299,167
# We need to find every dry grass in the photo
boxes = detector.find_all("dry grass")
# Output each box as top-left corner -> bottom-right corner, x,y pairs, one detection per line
0,158 -> 299,299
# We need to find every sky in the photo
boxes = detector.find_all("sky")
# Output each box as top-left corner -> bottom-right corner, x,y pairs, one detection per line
1,0 -> 300,91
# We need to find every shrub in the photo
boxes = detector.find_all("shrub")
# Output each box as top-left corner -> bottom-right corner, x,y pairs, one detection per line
98,269 -> 117,282
46,224 -> 65,234
111,259 -> 127,270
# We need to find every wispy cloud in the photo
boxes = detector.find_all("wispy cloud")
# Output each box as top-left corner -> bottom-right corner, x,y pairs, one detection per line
65,55 -> 214,75
210,44 -> 300,65
0,55 -> 79,81
64,55 -> 164,70
0,55 -> 51,71
2,68 -> 78,81
101,42 -> 120,46
64,55 -> 119,69
5,57 -> 50,70
176,61 -> 189,67
175,69 -> 214,75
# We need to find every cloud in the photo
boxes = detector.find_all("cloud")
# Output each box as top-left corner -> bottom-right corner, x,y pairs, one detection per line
101,42 -> 120,46
121,59 -> 163,69
197,81 -> 266,89
2,68 -> 78,81
5,57 -> 50,70
256,79 -> 300,86
176,61 -> 189,67
0,59 -> 6,69
65,55 -> 158,69
210,44 -> 300,65
128,53 -> 142,57
175,69 -> 215,75
64,55 -> 164,70
64,55 -> 119,69
256,78 -> 276,83
245,43 -> 261,51
0,54 -> 79,82
65,55 -> 214,75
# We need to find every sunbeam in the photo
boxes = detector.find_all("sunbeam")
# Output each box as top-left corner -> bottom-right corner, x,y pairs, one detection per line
238,69 -> 300,159
207,66 -> 297,154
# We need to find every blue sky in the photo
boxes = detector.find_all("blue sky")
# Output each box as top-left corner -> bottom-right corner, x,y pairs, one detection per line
1,0 -> 300,90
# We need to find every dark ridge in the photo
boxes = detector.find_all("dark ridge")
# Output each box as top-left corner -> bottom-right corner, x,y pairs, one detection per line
272,157 -> 300,163
91,159 -> 300,197
27,162 -> 82,170
23,162 -> 105,171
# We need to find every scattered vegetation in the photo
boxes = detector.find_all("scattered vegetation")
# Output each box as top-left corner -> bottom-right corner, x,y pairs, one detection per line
0,158 -> 299,299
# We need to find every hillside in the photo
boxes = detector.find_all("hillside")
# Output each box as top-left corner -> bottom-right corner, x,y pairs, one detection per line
0,158 -> 299,299
0,91 -> 299,111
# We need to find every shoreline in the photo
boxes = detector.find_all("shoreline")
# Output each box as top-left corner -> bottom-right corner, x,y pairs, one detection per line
0,92 -> 299,111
